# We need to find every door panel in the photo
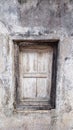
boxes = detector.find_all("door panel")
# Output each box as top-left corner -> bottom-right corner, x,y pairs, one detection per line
37,78 -> 48,98
22,78 -> 36,98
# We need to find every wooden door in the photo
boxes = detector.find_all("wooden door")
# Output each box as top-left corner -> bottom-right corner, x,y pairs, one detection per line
14,41 -> 57,111
16,45 -> 53,110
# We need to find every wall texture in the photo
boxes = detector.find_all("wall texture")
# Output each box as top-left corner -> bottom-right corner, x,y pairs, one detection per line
0,0 -> 73,130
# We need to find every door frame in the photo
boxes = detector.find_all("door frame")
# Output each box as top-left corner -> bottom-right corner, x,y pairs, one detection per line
13,39 -> 59,111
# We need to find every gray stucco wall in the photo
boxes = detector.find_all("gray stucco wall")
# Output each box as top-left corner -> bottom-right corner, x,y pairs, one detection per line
0,0 -> 73,129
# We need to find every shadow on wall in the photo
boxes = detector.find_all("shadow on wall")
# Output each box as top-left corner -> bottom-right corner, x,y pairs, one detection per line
18,0 -> 27,4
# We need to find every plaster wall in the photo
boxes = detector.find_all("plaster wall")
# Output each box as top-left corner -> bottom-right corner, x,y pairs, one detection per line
0,0 -> 73,130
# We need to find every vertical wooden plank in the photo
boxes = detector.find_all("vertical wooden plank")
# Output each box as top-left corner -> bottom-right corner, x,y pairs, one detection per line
37,51 -> 46,73
23,52 -> 29,73
22,52 -> 38,73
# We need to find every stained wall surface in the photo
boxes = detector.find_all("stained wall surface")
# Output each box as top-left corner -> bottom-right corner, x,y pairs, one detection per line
0,0 -> 73,130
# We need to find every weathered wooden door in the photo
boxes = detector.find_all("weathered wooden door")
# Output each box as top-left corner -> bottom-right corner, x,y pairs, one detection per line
14,42 -> 57,111
19,45 -> 53,109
